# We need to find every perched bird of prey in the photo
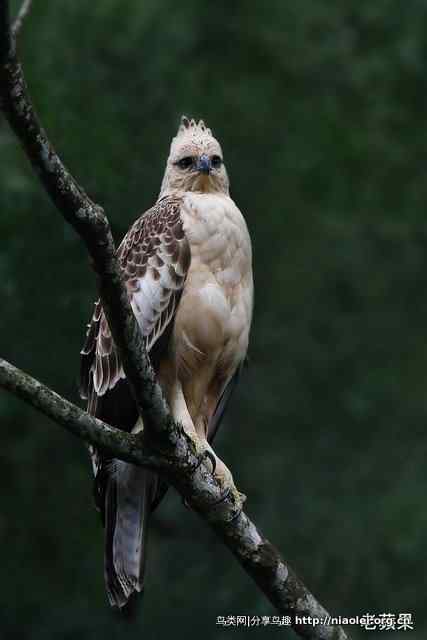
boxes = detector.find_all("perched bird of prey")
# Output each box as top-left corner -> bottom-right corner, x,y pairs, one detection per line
80,116 -> 253,609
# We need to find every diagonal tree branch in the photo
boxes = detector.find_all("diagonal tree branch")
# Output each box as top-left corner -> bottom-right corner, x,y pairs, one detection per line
0,3 -> 349,639
12,0 -> 32,36
0,357 -> 348,640
0,0 -> 170,441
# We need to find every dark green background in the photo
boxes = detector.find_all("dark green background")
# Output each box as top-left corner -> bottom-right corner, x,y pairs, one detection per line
1,1 -> 426,638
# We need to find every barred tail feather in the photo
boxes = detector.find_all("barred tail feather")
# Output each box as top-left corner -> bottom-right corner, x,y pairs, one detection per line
104,461 -> 156,609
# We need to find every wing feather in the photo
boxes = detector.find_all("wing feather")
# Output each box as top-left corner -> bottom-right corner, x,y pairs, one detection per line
80,195 -> 190,412
79,196 -> 191,608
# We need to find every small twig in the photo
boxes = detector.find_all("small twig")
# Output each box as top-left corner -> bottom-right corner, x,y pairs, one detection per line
12,0 -> 32,37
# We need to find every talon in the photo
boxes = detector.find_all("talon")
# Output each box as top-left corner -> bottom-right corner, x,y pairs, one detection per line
203,448 -> 217,474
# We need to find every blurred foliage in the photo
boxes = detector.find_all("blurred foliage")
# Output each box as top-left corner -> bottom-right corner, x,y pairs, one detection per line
1,0 -> 427,638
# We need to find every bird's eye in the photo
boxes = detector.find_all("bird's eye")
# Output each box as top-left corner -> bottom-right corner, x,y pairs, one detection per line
211,155 -> 222,169
177,156 -> 194,170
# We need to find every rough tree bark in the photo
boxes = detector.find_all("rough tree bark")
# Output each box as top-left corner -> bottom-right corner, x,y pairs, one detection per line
0,2 -> 349,639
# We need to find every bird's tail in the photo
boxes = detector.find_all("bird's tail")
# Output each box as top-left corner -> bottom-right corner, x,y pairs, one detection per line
104,460 -> 157,610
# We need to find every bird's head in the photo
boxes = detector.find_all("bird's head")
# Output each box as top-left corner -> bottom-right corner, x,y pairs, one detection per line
160,116 -> 229,197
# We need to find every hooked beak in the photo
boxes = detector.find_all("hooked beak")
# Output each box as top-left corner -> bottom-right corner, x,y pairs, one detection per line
197,154 -> 211,175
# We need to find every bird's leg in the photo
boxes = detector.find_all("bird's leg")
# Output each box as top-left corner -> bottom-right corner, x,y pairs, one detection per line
165,374 -> 236,495
167,380 -> 198,439
158,367 -> 198,438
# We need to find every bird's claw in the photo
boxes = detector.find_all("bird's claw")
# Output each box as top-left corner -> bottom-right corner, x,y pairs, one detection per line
203,448 -> 217,474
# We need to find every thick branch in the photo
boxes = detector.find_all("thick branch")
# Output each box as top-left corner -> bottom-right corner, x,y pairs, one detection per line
0,4 -> 349,639
0,359 -> 348,640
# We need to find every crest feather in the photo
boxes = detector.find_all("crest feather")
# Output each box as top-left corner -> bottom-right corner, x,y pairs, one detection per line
177,114 -> 212,138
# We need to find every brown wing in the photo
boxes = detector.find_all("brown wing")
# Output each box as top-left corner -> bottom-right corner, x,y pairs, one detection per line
80,194 -> 191,416
80,194 -> 190,515
79,196 -> 191,608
